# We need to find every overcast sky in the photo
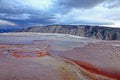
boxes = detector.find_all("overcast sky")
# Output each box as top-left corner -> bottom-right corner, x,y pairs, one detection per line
0,0 -> 120,28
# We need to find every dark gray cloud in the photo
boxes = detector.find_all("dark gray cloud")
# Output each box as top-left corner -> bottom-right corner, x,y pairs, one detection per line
0,0 -> 120,28
0,0 -> 56,27
0,0 -> 26,14
56,0 -> 105,9
56,0 -> 120,10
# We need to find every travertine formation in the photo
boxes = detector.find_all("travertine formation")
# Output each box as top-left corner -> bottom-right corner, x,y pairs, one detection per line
0,33 -> 120,80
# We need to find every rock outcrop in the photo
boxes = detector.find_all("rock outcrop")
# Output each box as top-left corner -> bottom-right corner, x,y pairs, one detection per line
16,25 -> 120,40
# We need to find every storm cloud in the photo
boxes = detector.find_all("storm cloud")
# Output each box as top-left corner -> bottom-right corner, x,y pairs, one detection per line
56,0 -> 105,9
0,0 -> 120,28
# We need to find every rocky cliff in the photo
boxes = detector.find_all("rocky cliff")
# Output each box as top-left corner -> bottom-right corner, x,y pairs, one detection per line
17,25 -> 120,40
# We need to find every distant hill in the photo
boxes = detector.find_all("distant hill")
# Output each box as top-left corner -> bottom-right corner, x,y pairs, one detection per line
16,25 -> 120,40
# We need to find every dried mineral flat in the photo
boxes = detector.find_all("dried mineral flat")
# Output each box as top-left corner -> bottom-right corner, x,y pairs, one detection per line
0,33 -> 119,80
